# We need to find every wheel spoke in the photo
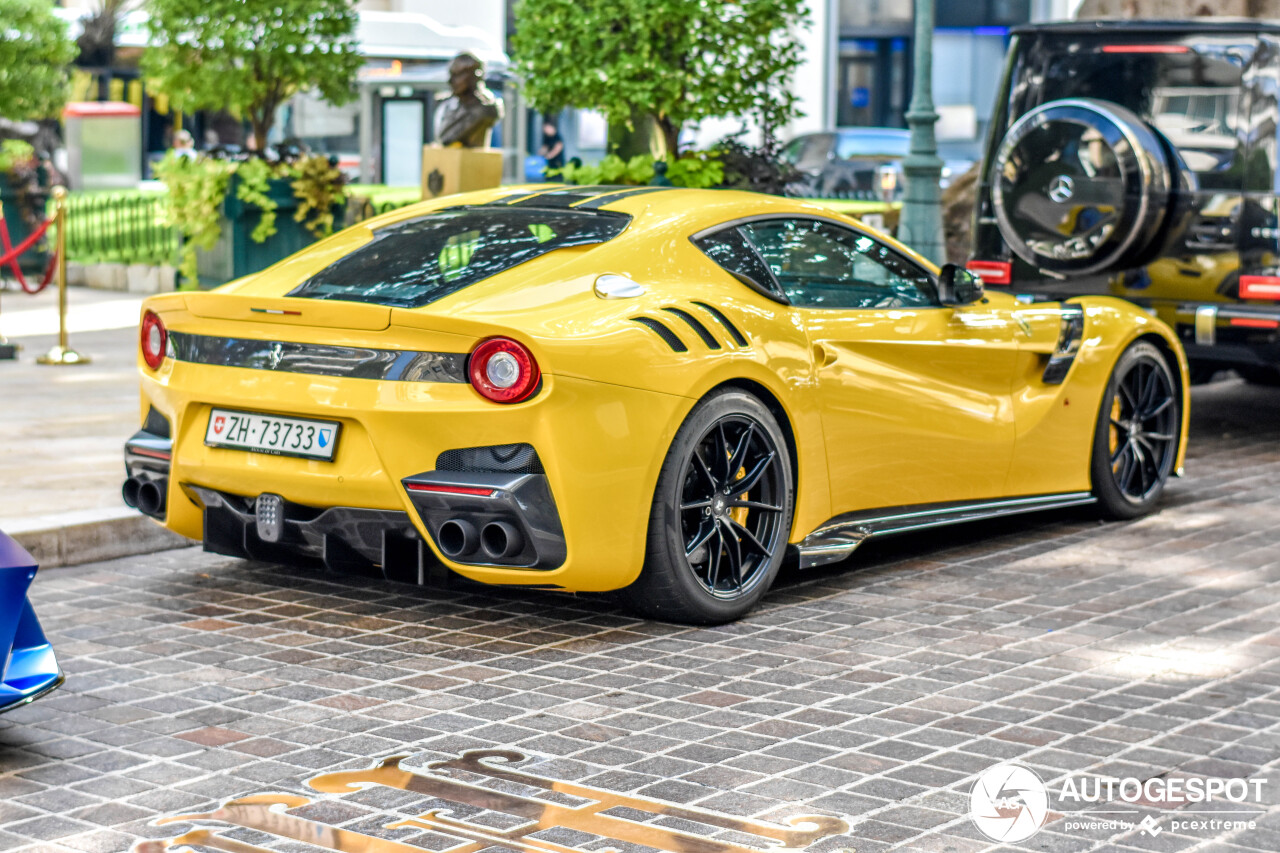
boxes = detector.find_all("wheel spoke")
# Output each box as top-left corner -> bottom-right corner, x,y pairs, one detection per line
1110,418 -> 1128,432
726,422 -> 756,476
1130,438 -> 1150,496
1110,441 -> 1127,467
728,518 -> 771,557
691,447 -> 716,491
733,451 -> 777,495
685,520 -> 718,556
730,499 -> 783,513
1142,396 -> 1173,420
680,499 -> 712,511
706,527 -> 723,588
720,521 -> 743,587
715,422 -> 731,483
1145,432 -> 1174,442
1116,382 -> 1138,414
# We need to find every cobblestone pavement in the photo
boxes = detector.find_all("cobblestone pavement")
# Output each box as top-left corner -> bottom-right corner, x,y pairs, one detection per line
2,379 -> 1279,853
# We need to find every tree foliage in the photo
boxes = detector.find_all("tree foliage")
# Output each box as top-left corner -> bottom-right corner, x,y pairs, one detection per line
512,0 -> 809,156
142,0 -> 362,152
0,0 -> 77,121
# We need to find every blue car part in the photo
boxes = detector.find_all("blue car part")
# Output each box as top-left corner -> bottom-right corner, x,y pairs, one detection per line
0,530 -> 62,713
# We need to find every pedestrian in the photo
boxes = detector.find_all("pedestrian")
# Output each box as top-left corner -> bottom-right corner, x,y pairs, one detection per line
539,118 -> 564,178
172,129 -> 197,160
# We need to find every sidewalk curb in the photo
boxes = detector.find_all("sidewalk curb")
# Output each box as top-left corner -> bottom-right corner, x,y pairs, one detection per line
5,507 -> 191,569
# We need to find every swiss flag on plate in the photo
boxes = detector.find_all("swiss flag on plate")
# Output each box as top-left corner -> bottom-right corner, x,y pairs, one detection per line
213,415 -> 226,435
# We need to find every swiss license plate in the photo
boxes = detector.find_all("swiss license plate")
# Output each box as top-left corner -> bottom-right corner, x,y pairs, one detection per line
205,408 -> 340,461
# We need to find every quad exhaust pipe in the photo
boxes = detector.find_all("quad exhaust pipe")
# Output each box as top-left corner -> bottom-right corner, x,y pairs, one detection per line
436,519 -> 478,559
123,476 -> 167,519
480,521 -> 522,560
436,518 -> 524,561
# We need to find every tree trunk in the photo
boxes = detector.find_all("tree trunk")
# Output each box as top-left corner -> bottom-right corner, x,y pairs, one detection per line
250,119 -> 271,155
655,116 -> 681,160
607,109 -> 659,159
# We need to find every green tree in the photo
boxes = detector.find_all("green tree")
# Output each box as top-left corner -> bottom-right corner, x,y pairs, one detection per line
0,0 -> 77,121
142,0 -> 362,153
511,0 -> 809,157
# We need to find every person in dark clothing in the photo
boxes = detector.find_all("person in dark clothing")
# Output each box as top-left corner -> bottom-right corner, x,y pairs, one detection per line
540,119 -> 565,177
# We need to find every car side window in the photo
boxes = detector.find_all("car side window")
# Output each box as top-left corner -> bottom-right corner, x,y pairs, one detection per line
693,227 -> 787,301
738,218 -> 936,309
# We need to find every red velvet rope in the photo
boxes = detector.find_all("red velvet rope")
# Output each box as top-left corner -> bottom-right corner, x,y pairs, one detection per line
0,216 -> 57,294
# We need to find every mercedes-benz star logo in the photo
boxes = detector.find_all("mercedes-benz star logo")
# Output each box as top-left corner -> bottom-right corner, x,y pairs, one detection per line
970,761 -> 1050,842
1048,174 -> 1075,203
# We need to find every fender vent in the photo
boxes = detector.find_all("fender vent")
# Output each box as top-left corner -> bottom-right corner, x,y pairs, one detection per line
663,307 -> 720,349
631,317 -> 688,352
691,301 -> 748,347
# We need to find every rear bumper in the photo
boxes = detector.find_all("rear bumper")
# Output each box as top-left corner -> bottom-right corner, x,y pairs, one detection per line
132,362 -> 689,592
1173,303 -> 1280,367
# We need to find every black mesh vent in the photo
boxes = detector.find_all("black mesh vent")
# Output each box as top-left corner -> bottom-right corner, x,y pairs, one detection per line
143,406 -> 171,439
437,443 -> 545,475
663,307 -> 720,349
691,302 -> 749,347
631,317 -> 688,352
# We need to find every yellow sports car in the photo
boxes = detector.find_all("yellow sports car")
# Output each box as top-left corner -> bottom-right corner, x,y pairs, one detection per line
123,185 -> 1189,623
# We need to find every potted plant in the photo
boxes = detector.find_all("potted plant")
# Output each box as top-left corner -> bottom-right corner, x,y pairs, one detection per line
155,152 -> 349,288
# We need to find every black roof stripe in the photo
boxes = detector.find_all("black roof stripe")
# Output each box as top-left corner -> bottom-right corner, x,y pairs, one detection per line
503,185 -> 632,208
574,186 -> 676,209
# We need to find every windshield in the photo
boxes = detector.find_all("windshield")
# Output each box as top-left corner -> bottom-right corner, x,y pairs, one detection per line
289,207 -> 630,308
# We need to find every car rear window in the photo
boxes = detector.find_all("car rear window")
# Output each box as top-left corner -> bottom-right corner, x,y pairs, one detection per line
1029,44 -> 1246,186
289,207 -> 630,308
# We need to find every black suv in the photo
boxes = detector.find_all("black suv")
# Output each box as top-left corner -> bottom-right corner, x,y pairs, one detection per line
971,19 -> 1280,383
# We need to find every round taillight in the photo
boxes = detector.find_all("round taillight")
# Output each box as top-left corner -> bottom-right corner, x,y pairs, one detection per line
140,310 -> 167,370
468,337 -> 540,403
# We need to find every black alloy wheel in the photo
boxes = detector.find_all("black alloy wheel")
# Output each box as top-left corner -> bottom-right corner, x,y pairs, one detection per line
1091,341 -> 1180,518
624,390 -> 794,624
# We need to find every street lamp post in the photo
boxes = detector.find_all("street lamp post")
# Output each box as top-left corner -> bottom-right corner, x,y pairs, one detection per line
899,0 -> 945,265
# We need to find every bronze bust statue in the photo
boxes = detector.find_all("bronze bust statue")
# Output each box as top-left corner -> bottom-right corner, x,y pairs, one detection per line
435,53 -> 503,148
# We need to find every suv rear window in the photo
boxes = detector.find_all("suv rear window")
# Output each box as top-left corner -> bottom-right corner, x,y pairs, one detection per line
289,207 -> 630,308
1029,45 -> 1245,187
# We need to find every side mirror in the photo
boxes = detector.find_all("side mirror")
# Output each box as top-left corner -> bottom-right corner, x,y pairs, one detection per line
937,263 -> 985,306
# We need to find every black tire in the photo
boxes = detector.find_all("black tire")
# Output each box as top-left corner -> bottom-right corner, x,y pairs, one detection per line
1091,342 -> 1180,519
993,98 -> 1176,276
1237,366 -> 1280,387
623,390 -> 795,624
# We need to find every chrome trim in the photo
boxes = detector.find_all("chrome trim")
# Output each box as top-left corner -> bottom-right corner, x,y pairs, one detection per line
168,332 -> 468,383
1217,306 -> 1280,323
798,492 -> 1096,569
1195,305 -> 1218,346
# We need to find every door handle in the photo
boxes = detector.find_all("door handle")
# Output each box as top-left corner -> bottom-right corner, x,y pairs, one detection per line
813,343 -> 838,367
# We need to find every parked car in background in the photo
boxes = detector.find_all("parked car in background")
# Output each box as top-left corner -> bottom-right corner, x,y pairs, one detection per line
972,19 -> 1280,385
0,530 -> 62,714
782,128 -> 971,199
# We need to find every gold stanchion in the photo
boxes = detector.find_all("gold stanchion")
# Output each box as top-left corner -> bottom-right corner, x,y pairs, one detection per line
37,187 -> 91,366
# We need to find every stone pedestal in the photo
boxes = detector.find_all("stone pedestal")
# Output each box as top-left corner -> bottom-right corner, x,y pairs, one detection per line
421,146 -> 504,200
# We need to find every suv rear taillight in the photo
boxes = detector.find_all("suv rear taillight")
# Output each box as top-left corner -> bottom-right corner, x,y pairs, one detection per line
468,337 -> 541,403
140,310 -> 167,370
1240,276 -> 1280,301
967,260 -> 1012,286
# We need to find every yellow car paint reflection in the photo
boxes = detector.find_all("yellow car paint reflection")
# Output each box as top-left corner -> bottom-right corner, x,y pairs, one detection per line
132,185 -> 1190,597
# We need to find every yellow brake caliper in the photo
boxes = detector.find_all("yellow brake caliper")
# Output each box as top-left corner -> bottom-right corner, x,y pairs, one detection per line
1109,395 -> 1122,469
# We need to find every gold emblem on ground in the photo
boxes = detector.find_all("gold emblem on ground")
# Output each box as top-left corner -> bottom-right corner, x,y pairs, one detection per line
134,748 -> 850,853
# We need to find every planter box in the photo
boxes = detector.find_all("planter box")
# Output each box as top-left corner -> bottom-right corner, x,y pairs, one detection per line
0,180 -> 50,273
195,175 -> 344,287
